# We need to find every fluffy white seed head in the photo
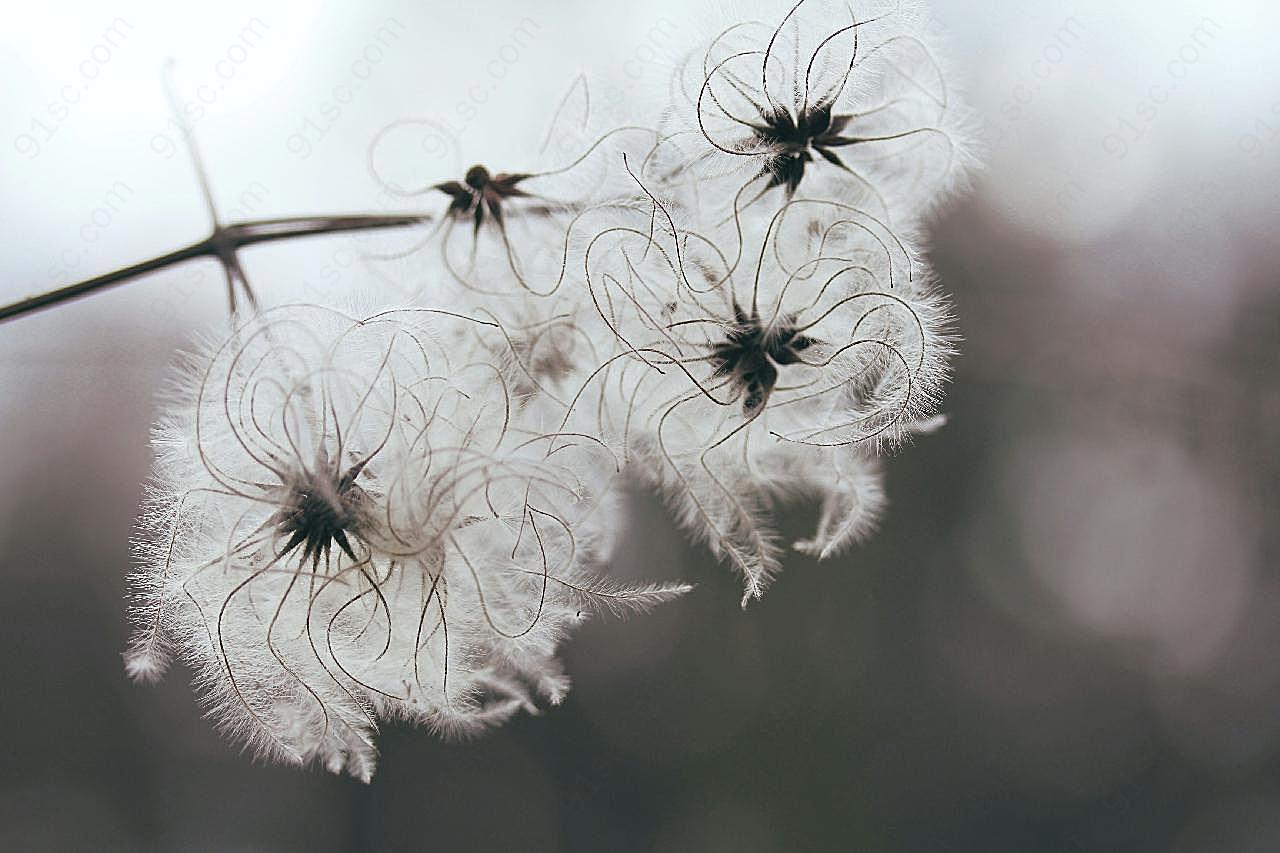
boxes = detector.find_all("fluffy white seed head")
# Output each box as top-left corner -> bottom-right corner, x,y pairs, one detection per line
556,185 -> 953,602
124,303 -> 688,779
123,3 -> 975,755
648,0 -> 978,232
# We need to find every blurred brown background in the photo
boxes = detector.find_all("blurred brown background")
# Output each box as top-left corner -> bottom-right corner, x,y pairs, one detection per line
3,1 -> 1279,850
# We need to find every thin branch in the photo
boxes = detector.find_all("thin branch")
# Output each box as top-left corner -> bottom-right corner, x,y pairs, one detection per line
0,213 -> 432,323
164,60 -> 222,228
1,61 -> 435,324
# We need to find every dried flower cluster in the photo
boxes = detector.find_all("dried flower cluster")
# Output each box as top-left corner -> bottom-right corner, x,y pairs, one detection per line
127,0 -> 974,779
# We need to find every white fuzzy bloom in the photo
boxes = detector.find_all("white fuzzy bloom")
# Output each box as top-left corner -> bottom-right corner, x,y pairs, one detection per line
366,78 -> 661,307
124,304 -> 688,780
651,0 -> 977,229
563,191 -> 953,603
118,0 -> 976,771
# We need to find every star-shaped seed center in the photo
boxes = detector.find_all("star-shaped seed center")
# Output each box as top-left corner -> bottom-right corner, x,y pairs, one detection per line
272,456 -> 370,570
707,302 -> 817,418
433,164 -> 533,233
748,103 -> 859,195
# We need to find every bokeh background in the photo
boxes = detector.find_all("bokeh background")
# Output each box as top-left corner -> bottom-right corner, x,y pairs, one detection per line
3,1 -> 1280,850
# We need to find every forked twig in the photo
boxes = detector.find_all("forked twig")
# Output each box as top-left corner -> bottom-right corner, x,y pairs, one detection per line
1,61 -> 433,324
0,214 -> 432,323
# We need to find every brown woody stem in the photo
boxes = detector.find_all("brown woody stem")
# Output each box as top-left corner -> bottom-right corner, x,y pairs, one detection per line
0,213 -> 431,323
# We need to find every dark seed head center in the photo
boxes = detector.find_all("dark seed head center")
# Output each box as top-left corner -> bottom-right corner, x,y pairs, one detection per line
464,164 -> 491,190
273,459 -> 368,568
748,102 -> 853,194
707,304 -> 817,417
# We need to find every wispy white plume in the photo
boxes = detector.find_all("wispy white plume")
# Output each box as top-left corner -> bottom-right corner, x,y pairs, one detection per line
125,304 -> 688,780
